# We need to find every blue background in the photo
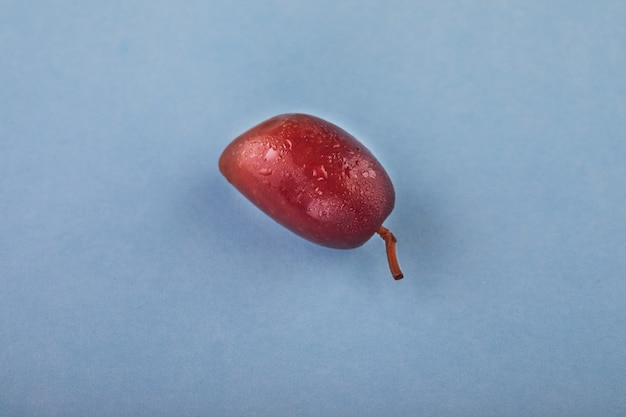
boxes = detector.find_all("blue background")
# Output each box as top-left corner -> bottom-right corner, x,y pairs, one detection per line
1,1 -> 625,416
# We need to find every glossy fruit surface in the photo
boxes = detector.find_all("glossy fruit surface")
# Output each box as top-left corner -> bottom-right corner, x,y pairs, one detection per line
219,113 -> 403,279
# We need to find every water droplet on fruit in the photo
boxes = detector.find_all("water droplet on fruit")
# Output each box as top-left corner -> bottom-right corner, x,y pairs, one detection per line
258,167 -> 273,175
264,148 -> 278,161
311,164 -> 328,180
362,168 -> 376,178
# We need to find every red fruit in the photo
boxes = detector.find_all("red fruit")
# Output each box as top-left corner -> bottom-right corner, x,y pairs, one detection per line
219,113 -> 403,280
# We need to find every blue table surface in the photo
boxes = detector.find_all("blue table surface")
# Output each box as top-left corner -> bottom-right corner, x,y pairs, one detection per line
1,1 -> 625,416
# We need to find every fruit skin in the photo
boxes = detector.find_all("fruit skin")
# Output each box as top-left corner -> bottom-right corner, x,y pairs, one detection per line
219,113 -> 395,249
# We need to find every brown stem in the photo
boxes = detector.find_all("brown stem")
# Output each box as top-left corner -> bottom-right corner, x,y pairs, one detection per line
376,225 -> 404,280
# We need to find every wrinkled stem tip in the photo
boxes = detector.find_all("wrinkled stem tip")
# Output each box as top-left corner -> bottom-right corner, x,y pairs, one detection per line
377,225 -> 404,280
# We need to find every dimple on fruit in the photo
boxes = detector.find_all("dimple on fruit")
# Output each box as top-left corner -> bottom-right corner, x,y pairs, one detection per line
219,113 -> 403,280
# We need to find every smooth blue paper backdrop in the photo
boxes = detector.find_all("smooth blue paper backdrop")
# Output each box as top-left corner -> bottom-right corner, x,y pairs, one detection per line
1,1 -> 625,416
